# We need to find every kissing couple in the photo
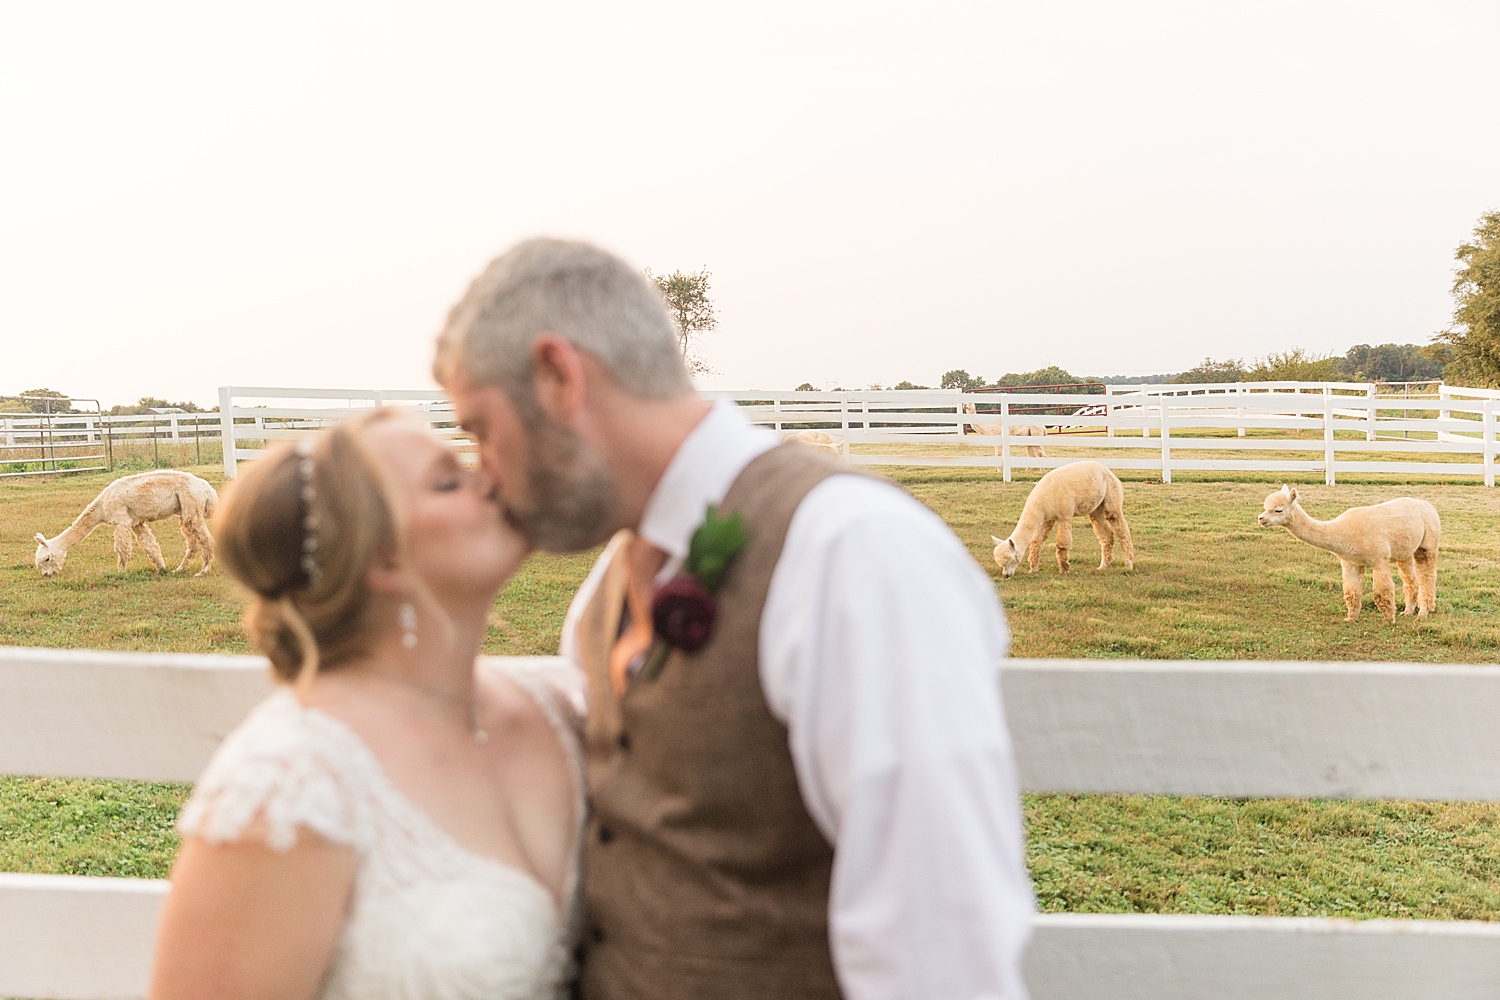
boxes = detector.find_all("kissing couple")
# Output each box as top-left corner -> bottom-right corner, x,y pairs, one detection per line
148,239 -> 1035,1000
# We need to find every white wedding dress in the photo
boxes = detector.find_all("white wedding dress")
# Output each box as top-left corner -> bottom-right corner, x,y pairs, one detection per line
177,660 -> 585,1000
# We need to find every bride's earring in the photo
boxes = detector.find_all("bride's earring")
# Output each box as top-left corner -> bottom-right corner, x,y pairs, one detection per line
399,602 -> 418,649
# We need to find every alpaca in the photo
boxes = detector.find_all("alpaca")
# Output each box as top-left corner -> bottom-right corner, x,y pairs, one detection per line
991,460 -> 1134,577
34,470 -> 219,578
785,429 -> 842,456
962,401 -> 1046,460
1257,485 -> 1440,623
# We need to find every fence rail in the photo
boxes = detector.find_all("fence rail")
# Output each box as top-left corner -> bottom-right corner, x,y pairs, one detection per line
217,383 -> 1499,486
5,646 -> 1500,998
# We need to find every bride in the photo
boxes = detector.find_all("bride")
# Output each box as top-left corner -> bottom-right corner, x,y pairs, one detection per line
149,410 -> 583,1000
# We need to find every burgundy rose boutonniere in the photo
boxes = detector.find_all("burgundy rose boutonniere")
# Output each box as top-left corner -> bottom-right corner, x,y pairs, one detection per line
640,504 -> 749,682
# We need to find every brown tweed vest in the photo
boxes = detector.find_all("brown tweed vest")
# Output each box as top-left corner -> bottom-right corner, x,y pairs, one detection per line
575,442 -> 849,1000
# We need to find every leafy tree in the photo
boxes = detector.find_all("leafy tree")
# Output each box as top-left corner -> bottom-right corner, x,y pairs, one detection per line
1248,349 -> 1341,381
1337,343 -> 1445,383
1434,210 -> 1500,387
940,369 -> 987,390
1170,358 -> 1249,384
794,382 -> 817,391
646,267 -> 718,376
992,365 -> 1081,388
3,388 -> 74,412
892,380 -> 929,390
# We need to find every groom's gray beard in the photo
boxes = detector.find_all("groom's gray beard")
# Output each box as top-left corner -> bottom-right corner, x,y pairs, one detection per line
503,411 -> 620,553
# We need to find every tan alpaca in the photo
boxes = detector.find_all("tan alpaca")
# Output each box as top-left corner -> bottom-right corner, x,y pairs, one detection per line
991,461 -> 1134,577
785,429 -> 842,456
1257,485 -> 1439,623
962,401 -> 1046,460
34,470 -> 219,578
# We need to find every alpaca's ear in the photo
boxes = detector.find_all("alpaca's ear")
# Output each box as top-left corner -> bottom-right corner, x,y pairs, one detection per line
34,533 -> 46,545
991,535 -> 1003,545
1287,486 -> 1298,502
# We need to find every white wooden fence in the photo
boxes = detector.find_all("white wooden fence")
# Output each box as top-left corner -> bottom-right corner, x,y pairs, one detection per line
6,646 -> 1500,999
217,386 -> 467,479
218,383 -> 1498,486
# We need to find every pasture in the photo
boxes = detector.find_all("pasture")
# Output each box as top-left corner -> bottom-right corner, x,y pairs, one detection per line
3,464 -> 1500,918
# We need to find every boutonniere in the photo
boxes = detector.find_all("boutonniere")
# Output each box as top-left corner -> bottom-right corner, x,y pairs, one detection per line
639,504 -> 749,682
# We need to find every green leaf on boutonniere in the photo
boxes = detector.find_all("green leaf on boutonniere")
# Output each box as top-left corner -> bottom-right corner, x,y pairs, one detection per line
686,504 -> 749,592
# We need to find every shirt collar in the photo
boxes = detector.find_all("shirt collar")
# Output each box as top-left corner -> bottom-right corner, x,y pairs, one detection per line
638,398 -> 778,581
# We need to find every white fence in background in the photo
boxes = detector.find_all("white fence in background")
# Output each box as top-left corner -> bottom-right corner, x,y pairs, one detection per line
1,411 -> 226,478
6,646 -> 1500,999
219,383 -> 1499,486
217,386 -> 466,479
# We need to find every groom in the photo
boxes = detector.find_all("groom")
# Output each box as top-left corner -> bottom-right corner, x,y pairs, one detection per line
434,238 -> 1033,999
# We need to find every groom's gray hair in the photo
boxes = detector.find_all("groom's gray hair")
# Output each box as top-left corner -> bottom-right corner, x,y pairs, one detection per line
433,238 -> 692,402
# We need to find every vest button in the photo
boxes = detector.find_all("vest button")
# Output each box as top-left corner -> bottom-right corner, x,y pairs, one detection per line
590,925 -> 605,944
616,732 -> 631,751
598,825 -> 614,844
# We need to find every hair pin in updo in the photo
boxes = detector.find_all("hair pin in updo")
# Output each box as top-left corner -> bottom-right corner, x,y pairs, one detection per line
296,437 -> 321,588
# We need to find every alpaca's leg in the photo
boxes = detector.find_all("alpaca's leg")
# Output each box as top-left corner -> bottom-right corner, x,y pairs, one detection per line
1055,519 -> 1074,573
133,523 -> 167,572
994,444 -> 1002,474
173,517 -> 195,573
1415,547 -> 1438,615
184,517 -> 215,576
1371,563 -> 1397,623
1338,559 -> 1363,621
1029,522 -> 1053,573
1397,559 -> 1419,616
113,524 -> 134,571
1089,513 -> 1113,569
1109,512 -> 1135,570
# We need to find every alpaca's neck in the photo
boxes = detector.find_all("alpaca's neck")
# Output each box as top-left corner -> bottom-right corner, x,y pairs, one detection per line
52,503 -> 105,552
1283,503 -> 1346,555
1007,506 -> 1047,553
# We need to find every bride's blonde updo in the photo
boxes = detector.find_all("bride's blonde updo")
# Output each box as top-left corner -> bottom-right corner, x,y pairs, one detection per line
215,410 -> 403,685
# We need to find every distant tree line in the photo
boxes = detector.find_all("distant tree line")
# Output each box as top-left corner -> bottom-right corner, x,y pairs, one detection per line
0,390 -> 213,414
793,341 -> 1457,394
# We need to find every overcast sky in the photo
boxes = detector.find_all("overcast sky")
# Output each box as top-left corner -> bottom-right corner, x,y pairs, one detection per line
3,1 -> 1497,407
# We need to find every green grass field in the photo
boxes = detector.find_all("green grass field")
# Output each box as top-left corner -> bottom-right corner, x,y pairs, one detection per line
3,463 -> 1500,918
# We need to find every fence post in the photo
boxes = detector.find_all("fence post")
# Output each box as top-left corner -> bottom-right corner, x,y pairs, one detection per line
1323,386 -> 1336,486
1366,384 -> 1377,442
1105,385 -> 1114,438
219,387 -> 236,479
1237,383 -> 1246,438
773,396 -> 781,432
1439,385 -> 1451,443
840,395 -> 850,464
1000,399 -> 1012,483
1485,400 -> 1495,489
1159,398 -> 1171,483
1143,390 -> 1151,438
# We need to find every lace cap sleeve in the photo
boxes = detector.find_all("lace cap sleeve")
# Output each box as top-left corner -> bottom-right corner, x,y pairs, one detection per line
177,690 -> 374,853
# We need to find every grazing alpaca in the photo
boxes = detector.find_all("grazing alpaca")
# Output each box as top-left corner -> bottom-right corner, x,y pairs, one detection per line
992,460 -> 1134,577
785,429 -> 842,456
962,401 -> 1046,460
1257,485 -> 1440,623
34,470 -> 219,578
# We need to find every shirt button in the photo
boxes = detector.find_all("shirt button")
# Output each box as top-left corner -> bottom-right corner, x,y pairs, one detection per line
598,825 -> 614,844
617,732 -> 631,751
590,925 -> 605,944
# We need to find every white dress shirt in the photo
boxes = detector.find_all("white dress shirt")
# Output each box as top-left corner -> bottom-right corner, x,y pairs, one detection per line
560,399 -> 1033,1000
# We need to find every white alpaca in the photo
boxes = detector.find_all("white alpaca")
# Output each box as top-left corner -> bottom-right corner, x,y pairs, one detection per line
34,470 -> 219,578
962,401 -> 1046,460
785,430 -> 843,456
1257,485 -> 1440,623
992,460 -> 1134,577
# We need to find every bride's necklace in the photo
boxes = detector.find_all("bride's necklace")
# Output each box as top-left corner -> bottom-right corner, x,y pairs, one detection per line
361,669 -> 490,745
